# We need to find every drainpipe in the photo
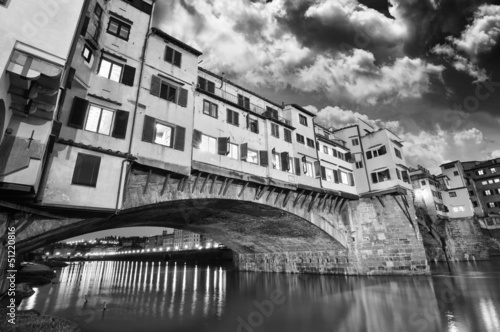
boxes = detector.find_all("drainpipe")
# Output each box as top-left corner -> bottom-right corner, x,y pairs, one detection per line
356,125 -> 371,194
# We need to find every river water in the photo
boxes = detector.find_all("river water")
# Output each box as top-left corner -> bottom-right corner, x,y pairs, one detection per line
19,258 -> 500,332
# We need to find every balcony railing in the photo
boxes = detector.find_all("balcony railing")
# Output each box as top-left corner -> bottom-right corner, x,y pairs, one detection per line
198,84 -> 291,126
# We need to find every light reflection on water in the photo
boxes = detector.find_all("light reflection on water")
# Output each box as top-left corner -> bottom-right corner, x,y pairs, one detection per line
19,259 -> 500,332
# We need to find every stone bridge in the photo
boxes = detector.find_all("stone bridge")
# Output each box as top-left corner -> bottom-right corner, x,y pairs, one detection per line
8,164 -> 429,276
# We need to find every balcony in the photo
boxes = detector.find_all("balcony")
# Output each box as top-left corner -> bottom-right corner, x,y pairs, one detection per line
198,82 -> 291,126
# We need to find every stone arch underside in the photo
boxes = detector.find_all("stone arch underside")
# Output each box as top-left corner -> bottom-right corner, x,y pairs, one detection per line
17,199 -> 348,255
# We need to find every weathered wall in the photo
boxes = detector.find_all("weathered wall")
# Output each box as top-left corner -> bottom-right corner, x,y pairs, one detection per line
443,217 -> 495,261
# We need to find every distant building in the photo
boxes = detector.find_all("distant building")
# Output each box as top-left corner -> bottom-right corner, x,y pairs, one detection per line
410,166 -> 448,218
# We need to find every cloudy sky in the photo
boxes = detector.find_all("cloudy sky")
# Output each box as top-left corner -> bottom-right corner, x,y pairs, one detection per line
155,0 -> 500,174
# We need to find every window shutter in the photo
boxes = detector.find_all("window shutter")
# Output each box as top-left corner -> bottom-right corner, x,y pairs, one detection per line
246,114 -> 249,129
234,112 -> 239,126
244,98 -> 250,110
334,170 -> 339,183
321,166 -> 326,180
165,46 -> 173,62
294,157 -> 301,176
150,75 -> 161,96
314,161 -> 321,178
367,151 -> 372,159
111,110 -> 129,139
349,173 -> 355,186
80,16 -> 90,36
207,81 -> 215,94
178,88 -> 188,107
198,77 -> 206,90
238,94 -> 244,107
227,110 -> 232,124
72,154 -> 101,187
345,152 -> 352,162
173,51 -> 182,67
192,129 -> 202,149
281,152 -> 290,171
371,173 -> 378,184
173,126 -> 186,151
379,145 -> 387,155
67,97 -> 89,129
316,141 -> 320,150
259,151 -> 269,167
240,143 -> 248,161
142,115 -> 155,143
121,65 -> 136,86
218,137 -> 229,155
66,67 -> 76,89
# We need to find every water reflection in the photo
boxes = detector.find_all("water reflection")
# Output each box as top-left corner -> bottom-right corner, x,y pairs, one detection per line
19,259 -> 500,332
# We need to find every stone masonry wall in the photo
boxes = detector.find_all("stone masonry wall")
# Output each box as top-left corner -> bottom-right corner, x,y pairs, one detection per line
443,217 -> 495,261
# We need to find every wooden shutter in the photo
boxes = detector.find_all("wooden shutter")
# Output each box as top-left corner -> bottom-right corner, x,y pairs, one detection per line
178,88 -> 188,107
244,97 -> 250,110
316,141 -> 320,150
240,143 -> 248,161
334,170 -> 339,183
234,112 -> 239,126
65,67 -> 76,89
218,137 -> 229,155
238,94 -> 244,107
259,151 -> 269,167
246,114 -> 249,128
207,81 -> 215,94
80,16 -> 90,36
227,109 -> 232,124
349,173 -> 355,186
165,46 -> 173,62
379,145 -> 387,155
314,161 -> 321,178
281,152 -> 289,171
192,130 -> 202,149
173,51 -> 182,67
111,110 -> 129,139
371,172 -> 378,183
72,153 -> 101,187
142,115 -> 155,143
150,75 -> 161,96
294,157 -> 301,176
198,76 -> 206,90
366,151 -> 372,159
121,65 -> 136,86
67,97 -> 89,129
321,166 -> 326,180
173,126 -> 186,151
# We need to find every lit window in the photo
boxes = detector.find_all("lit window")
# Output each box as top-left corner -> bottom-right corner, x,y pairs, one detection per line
271,123 -> 279,138
340,171 -> 349,185
247,149 -> 259,164
228,143 -> 239,160
200,134 -> 216,153
272,151 -> 281,170
154,123 -> 173,147
478,170 -> 485,175
82,44 -> 92,63
452,206 -> 465,212
325,168 -> 334,182
305,162 -> 314,178
85,106 -> 114,135
484,190 -> 492,196
491,168 -> 497,174
98,58 -> 123,82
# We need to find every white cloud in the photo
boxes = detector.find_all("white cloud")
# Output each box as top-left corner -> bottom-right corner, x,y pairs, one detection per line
489,150 -> 500,159
453,128 -> 484,146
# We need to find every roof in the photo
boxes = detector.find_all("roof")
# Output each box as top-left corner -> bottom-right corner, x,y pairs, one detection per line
439,160 -> 460,167
286,104 -> 317,117
151,28 -> 203,56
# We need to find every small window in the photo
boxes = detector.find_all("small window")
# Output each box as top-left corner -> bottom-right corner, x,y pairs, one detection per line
371,169 -> 391,183
165,46 -> 182,67
228,143 -> 239,160
107,17 -> 131,41
94,4 -> 103,19
82,44 -> 93,63
296,134 -> 305,144
484,190 -> 492,196
98,58 -> 123,82
154,122 -> 174,147
332,149 -> 338,158
394,148 -> 402,159
272,151 -> 281,170
72,153 -> 101,187
306,138 -> 315,148
473,201 -> 478,208
366,151 -> 373,159
469,190 -> 475,196
249,118 -> 259,133
305,162 -> 314,178
352,138 -> 359,146
323,146 -> 328,154
299,114 -> 308,126
355,161 -> 363,169
491,168 -> 497,174
200,134 -> 217,154
284,129 -> 292,143
449,191 -> 457,197
271,123 -> 279,138
227,109 -> 239,126
247,149 -> 259,164
453,171 -> 459,176
396,169 -> 401,180
421,180 -> 426,186
325,168 -> 334,182
478,170 -> 485,175
488,202 -> 495,208
85,105 -> 114,135
238,94 -> 250,110
203,100 -> 218,118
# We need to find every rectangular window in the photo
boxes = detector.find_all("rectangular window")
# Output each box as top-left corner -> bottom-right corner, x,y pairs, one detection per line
305,162 -> 314,178
323,146 -> 329,154
271,123 -> 279,138
469,190 -> 475,196
198,77 -> 215,93
421,180 -> 426,186
482,181 -> 488,185
394,148 -> 402,159
247,149 -> 259,164
449,191 -> 457,197
249,118 -> 259,134
200,134 -> 217,154
355,161 -> 363,169
340,171 -> 349,185
352,138 -> 359,146
72,153 -> 101,187
396,168 -> 401,180
325,168 -> 334,182
94,3 -> 103,19
296,134 -> 305,144
366,151 -> 372,159
452,206 -> 465,212
453,171 -> 459,176
165,46 -> 182,67
98,58 -> 123,82
444,164 -> 455,169
160,82 -> 177,102
227,109 -> 239,126
107,17 -> 131,40
284,129 -> 292,143
238,94 -> 250,110
154,122 -> 174,147
478,170 -> 485,175
306,138 -> 315,148
203,100 -> 218,118
272,151 -> 281,170
82,44 -> 93,63
488,202 -> 495,208
484,190 -> 492,196
491,168 -> 497,174
228,143 -> 239,160
85,105 -> 114,135
332,149 -> 338,158
371,169 -> 391,183
299,114 -> 308,126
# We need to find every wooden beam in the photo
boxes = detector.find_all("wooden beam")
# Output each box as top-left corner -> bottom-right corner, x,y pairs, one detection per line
209,175 -> 218,194
222,179 -> 234,196
143,170 -> 152,195
282,190 -> 292,208
322,195 -> 330,212
177,177 -> 184,191
218,178 -> 228,196
338,198 -> 347,212
200,174 -> 210,193
13,214 -> 34,235
392,195 -> 413,227
274,189 -> 284,206
180,176 -> 189,192
0,200 -> 64,220
238,181 -> 249,197
376,196 -> 385,208
256,185 -> 269,200
266,187 -> 276,203
401,194 -> 410,209
293,190 -> 305,208
334,197 -> 344,212
308,192 -> 319,212
329,196 -> 337,214
254,185 -> 262,200
161,173 -> 170,196
301,192 -> 312,209
192,172 -> 201,193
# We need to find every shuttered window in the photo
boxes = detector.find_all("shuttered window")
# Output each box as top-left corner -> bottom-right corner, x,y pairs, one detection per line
107,17 -> 131,41
227,109 -> 239,126
203,100 -> 218,118
72,153 -> 101,187
198,77 -> 215,94
142,115 -> 185,151
165,46 -> 182,67
98,58 -> 136,86
284,129 -> 292,143
150,75 -> 188,108
260,151 -> 269,167
67,97 -> 89,129
237,94 -> 250,110
271,123 -> 279,138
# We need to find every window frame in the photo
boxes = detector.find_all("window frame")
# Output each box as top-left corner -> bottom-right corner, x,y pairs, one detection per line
82,44 -> 93,63
72,153 -> 101,187
296,134 -> 305,144
98,57 -> 123,82
352,138 -> 359,146
299,114 -> 308,127
94,3 -> 103,20
247,149 -> 259,164
227,109 -> 239,126
394,148 -> 402,159
203,99 -> 218,118
199,133 -> 217,154
228,142 -> 239,160
306,138 -> 315,148
271,123 -> 280,138
107,17 -> 131,41
249,118 -> 259,134
165,46 -> 182,68
323,145 -> 329,155
84,104 -> 115,136
154,121 -> 175,147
